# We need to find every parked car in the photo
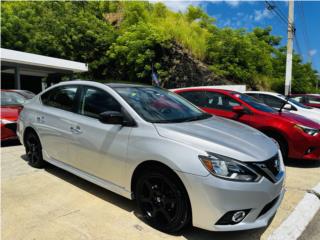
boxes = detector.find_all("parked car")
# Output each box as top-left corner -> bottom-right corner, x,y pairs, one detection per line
173,88 -> 320,161
288,94 -> 320,109
245,91 -> 320,124
1,89 -> 35,141
18,81 -> 285,233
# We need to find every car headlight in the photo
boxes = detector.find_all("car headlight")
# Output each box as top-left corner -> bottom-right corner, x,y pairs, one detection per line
199,152 -> 261,182
294,124 -> 319,136
0,119 -> 15,125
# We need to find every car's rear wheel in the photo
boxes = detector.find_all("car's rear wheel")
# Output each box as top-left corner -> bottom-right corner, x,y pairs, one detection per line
25,131 -> 45,168
134,169 -> 191,233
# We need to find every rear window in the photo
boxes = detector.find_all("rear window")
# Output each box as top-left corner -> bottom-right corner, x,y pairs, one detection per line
1,91 -> 26,106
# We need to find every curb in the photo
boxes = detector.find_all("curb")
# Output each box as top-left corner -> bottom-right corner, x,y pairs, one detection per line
268,183 -> 320,240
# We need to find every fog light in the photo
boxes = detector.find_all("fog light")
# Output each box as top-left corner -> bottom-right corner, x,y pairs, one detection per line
305,147 -> 316,155
232,211 -> 246,223
216,209 -> 250,225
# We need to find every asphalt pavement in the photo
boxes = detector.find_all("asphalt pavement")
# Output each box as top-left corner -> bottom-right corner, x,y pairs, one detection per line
1,144 -> 319,240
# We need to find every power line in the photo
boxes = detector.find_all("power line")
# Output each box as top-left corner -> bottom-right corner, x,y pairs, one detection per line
265,1 -> 295,32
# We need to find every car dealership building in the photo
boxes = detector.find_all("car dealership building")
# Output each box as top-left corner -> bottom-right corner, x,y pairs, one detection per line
1,48 -> 88,93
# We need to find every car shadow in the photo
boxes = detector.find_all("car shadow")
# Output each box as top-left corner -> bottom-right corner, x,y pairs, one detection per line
284,159 -> 320,168
1,139 -> 21,147
181,226 -> 267,240
37,159 -> 268,240
43,163 -> 135,213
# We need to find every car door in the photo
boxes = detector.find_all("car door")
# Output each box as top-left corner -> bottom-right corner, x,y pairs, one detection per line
38,85 -> 79,165
67,86 -> 132,187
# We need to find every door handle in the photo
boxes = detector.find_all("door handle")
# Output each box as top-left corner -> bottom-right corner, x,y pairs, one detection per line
36,116 -> 45,123
70,126 -> 82,134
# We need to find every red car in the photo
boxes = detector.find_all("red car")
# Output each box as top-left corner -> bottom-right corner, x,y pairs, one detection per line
173,88 -> 320,161
289,94 -> 320,109
1,90 -> 35,142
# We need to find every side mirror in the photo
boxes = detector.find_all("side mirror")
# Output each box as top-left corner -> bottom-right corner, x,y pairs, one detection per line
99,111 -> 124,125
283,103 -> 293,110
232,105 -> 245,114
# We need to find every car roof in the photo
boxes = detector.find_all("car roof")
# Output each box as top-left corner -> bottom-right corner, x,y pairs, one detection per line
173,87 -> 233,93
246,91 -> 288,99
105,83 -> 150,88
52,79 -> 152,88
52,80 -> 151,89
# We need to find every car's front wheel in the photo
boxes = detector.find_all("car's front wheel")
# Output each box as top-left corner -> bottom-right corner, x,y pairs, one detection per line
25,131 -> 46,168
134,168 -> 191,233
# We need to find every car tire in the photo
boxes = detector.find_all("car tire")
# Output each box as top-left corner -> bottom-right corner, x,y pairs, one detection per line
134,167 -> 191,233
25,131 -> 46,168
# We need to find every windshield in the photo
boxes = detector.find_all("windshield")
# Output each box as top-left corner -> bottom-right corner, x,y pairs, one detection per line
288,98 -> 313,109
114,86 -> 211,123
232,92 -> 276,113
1,91 -> 27,106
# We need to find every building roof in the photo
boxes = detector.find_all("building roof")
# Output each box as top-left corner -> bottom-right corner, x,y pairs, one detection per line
1,48 -> 88,77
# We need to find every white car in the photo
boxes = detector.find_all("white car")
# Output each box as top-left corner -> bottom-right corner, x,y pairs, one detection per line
17,81 -> 284,233
245,91 -> 320,124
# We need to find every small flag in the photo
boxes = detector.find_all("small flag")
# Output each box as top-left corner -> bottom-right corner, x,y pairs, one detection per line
151,64 -> 160,87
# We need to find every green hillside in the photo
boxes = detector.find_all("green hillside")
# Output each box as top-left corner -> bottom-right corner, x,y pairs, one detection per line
1,1 -> 318,93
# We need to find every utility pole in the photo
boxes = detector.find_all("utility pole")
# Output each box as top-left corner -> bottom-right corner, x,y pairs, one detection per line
284,0 -> 294,96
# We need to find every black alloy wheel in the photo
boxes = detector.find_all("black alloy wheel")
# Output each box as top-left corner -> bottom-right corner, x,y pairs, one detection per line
135,169 -> 190,233
25,132 -> 45,168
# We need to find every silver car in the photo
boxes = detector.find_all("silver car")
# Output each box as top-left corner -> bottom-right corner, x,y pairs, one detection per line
17,80 -> 285,233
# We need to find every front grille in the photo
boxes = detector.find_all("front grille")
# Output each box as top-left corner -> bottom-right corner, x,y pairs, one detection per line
258,195 -> 279,218
249,154 -> 282,183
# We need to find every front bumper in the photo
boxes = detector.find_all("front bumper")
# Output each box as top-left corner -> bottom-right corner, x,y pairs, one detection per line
1,123 -> 17,141
177,169 -> 285,231
288,132 -> 320,160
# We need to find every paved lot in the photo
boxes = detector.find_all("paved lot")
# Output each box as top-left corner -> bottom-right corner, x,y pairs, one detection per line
1,144 -> 320,240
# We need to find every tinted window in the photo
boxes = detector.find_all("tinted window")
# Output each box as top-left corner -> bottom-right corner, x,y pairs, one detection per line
205,91 -> 240,110
308,96 -> 320,104
261,95 -> 285,109
246,93 -> 262,101
80,87 -> 121,119
179,91 -> 208,107
232,92 -> 276,113
290,96 -> 304,103
41,86 -> 77,112
114,87 -> 210,123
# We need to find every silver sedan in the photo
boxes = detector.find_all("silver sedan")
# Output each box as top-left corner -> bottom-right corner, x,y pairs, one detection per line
17,80 -> 285,233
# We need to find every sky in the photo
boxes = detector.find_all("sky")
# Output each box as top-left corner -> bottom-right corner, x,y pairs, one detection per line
156,0 -> 320,73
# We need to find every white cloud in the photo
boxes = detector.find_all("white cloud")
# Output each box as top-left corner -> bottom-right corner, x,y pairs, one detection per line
309,49 -> 317,57
225,1 -> 240,7
254,9 -> 273,21
151,1 -> 203,12
152,0 -> 246,13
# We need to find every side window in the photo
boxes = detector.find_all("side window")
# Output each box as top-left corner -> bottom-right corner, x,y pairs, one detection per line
41,86 -> 78,112
205,91 -> 240,111
307,96 -> 320,104
291,96 -> 304,103
178,91 -> 208,107
80,87 -> 121,119
261,95 -> 285,109
247,93 -> 264,103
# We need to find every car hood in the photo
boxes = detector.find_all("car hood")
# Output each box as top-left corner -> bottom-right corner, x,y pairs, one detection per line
154,116 -> 278,162
276,111 -> 320,128
0,106 -> 22,121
